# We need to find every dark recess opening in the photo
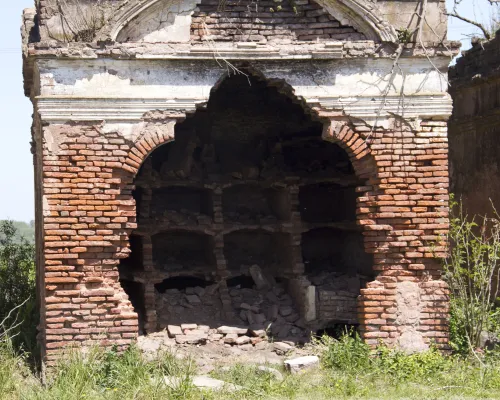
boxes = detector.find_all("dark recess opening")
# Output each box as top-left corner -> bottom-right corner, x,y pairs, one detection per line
299,183 -> 357,223
155,276 -> 215,293
316,323 -> 360,339
120,279 -> 145,331
226,275 -> 255,289
151,187 -> 213,218
223,230 -> 292,274
119,234 -> 144,272
152,231 -> 216,270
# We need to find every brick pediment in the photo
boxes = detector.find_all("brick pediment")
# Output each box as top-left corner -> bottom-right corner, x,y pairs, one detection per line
113,0 -> 394,43
190,0 -> 366,43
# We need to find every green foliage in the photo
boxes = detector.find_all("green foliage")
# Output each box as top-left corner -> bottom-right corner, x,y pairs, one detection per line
374,345 -> 451,381
443,198 -> 500,353
0,220 -> 35,244
449,297 -> 471,354
0,220 -> 37,356
396,27 -> 413,44
314,333 -> 500,397
17,345 -> 196,400
317,333 -> 449,381
0,332 -> 499,399
318,331 -> 371,372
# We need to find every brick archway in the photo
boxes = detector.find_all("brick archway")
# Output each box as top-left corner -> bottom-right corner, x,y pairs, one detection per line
116,94 -> 386,340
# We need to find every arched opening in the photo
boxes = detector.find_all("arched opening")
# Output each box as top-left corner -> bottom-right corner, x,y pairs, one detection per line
222,184 -> 291,224
119,72 -> 374,340
223,229 -> 293,276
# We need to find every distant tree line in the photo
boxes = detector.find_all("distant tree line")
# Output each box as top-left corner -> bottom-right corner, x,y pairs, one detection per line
0,220 -> 35,244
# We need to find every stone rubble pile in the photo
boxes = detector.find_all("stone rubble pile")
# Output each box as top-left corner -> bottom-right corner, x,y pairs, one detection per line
166,323 -> 269,350
228,281 -> 309,340
155,265 -> 310,346
156,283 -> 224,329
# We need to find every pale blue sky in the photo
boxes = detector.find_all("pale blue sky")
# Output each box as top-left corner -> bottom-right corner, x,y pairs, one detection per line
0,0 -> 496,222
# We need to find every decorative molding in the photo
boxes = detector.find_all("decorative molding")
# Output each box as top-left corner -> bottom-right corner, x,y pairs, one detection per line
36,94 -> 452,124
110,0 -> 166,41
314,0 -> 397,42
316,95 -> 453,119
109,0 -> 397,43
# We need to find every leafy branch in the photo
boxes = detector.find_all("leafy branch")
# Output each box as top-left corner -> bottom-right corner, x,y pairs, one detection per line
443,199 -> 500,352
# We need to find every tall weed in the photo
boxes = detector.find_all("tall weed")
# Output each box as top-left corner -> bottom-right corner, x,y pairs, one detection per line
443,199 -> 500,353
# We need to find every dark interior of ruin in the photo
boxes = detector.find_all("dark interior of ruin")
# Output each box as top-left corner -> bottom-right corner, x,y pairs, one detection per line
118,73 -> 374,340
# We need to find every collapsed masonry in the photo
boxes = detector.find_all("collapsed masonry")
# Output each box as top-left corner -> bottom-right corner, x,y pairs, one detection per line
120,75 -> 372,340
449,32 -> 500,218
22,0 -> 458,362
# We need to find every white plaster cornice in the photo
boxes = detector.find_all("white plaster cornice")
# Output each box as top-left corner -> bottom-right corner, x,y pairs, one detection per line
36,94 -> 452,124
316,94 -> 453,119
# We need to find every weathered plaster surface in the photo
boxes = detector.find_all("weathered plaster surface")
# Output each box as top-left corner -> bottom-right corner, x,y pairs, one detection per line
36,58 -> 450,97
116,0 -> 198,43
35,58 -> 452,128
395,281 -> 428,353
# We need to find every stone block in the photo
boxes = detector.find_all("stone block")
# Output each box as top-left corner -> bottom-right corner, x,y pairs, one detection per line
266,304 -> 279,321
224,333 -> 238,344
273,341 -> 293,354
185,295 -> 201,304
167,325 -> 182,337
279,306 -> 293,316
249,265 -> 270,289
284,356 -> 320,374
217,326 -> 248,335
175,334 -> 207,344
235,335 -> 251,345
192,376 -> 243,391
257,366 -> 284,381
249,328 -> 267,338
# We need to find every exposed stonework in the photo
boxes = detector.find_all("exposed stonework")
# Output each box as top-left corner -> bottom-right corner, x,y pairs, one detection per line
190,0 -> 366,43
449,32 -> 500,217
23,0 -> 454,363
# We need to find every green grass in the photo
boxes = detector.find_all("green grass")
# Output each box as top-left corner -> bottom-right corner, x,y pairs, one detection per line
1,335 -> 500,400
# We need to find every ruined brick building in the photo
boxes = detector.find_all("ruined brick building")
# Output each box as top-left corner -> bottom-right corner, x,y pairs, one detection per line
22,0 -> 457,362
449,32 -> 500,217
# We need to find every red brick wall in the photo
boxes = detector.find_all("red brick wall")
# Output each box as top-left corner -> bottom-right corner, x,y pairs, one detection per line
191,0 -> 366,42
38,113 -> 450,361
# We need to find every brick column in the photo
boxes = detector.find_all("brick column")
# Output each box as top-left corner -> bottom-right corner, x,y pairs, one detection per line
323,117 -> 450,350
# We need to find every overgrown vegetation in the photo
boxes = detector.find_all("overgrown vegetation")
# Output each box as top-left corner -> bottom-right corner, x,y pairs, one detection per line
51,0 -> 111,42
1,197 -> 500,398
0,221 -> 37,357
444,199 -> 500,354
0,334 -> 499,399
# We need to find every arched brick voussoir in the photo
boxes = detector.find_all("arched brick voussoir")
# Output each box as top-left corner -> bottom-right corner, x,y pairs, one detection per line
322,119 -> 377,181
122,120 -> 178,176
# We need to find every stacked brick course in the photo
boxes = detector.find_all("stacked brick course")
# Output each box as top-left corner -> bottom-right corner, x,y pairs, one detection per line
38,107 -> 450,362
322,117 -> 450,348
23,0 -> 454,363
191,0 -> 365,42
